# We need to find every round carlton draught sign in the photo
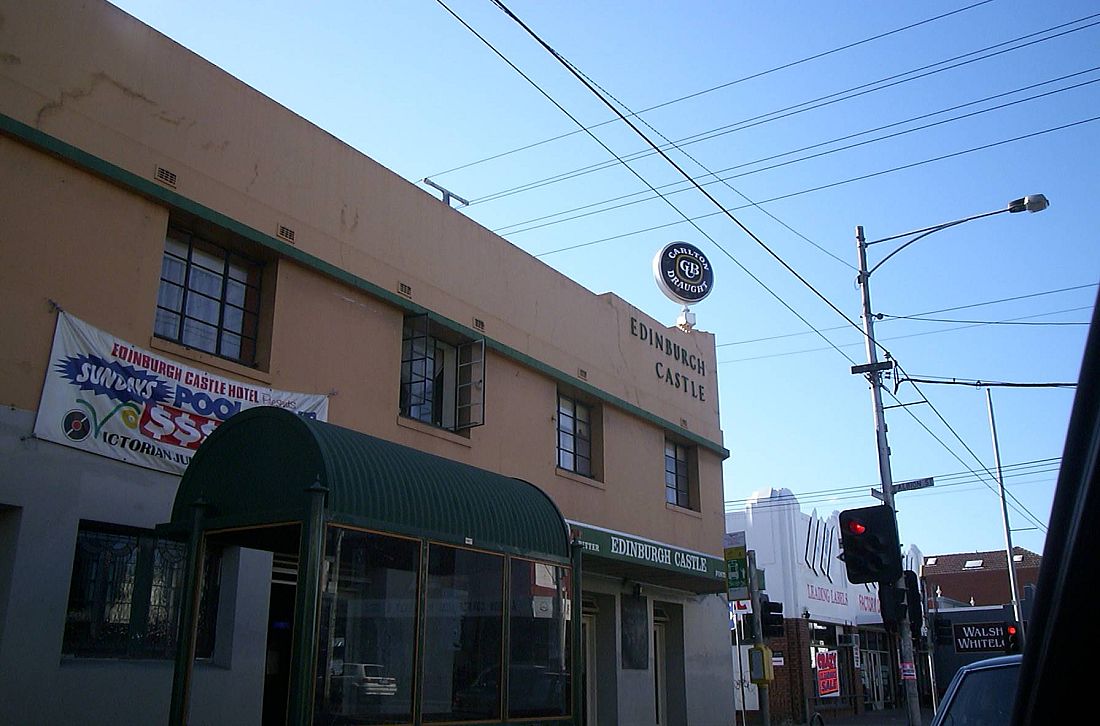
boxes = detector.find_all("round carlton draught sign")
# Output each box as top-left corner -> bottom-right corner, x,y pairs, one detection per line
652,241 -> 714,305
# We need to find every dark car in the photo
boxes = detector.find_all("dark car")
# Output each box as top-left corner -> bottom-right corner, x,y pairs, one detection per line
932,654 -> 1022,726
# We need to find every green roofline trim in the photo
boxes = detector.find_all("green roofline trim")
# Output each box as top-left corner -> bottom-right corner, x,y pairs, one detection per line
1,112 -> 728,458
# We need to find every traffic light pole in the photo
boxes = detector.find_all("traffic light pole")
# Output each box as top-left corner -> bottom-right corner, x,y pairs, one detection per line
748,550 -> 772,726
855,226 -> 923,726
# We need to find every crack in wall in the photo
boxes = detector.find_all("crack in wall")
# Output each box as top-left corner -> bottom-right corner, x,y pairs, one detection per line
35,71 -> 155,128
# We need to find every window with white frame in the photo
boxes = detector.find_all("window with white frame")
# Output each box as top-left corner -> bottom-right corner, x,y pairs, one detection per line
154,226 -> 262,365
399,314 -> 485,432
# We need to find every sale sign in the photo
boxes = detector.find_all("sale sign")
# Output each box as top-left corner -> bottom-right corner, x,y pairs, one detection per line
815,650 -> 840,698
33,312 -> 328,474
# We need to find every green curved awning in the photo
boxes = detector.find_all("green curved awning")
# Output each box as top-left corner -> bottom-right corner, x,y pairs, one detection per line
167,406 -> 571,561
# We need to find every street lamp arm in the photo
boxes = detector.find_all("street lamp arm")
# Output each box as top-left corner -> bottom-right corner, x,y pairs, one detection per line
864,207 -> 1007,247
866,219 -> 971,277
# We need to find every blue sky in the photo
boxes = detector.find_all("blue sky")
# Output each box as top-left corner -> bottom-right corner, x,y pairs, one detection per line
107,0 -> 1099,558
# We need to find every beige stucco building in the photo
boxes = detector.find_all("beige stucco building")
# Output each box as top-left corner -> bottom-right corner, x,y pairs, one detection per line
0,2 -> 733,724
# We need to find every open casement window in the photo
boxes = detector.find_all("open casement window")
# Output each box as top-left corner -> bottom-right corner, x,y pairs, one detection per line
400,314 -> 485,432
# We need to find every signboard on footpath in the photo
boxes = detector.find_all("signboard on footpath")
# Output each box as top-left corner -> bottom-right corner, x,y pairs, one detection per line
33,312 -> 329,475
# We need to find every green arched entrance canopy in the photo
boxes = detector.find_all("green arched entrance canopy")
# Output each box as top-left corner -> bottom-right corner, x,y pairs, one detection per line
162,406 -> 577,726
163,406 -> 571,560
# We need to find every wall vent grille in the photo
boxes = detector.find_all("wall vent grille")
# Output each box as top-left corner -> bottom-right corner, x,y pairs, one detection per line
277,225 -> 296,244
398,283 -> 413,297
154,166 -> 178,188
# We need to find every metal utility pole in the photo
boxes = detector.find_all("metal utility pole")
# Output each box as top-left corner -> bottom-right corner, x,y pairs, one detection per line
748,551 -> 772,726
855,226 -> 923,726
986,389 -> 1025,639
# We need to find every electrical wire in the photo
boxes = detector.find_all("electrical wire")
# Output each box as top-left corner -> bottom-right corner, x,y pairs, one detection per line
900,377 -> 1078,389
720,283 -> 1099,348
724,457 -> 1061,510
468,15 -> 1100,206
532,115 -> 1100,258
424,0 -> 998,180
719,306 -> 1096,364
494,71 -> 1100,236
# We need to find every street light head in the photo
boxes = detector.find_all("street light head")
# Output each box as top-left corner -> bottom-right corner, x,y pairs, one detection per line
1007,194 -> 1049,213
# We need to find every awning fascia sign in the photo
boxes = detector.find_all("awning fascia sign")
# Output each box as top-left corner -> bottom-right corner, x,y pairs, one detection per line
568,520 -> 726,583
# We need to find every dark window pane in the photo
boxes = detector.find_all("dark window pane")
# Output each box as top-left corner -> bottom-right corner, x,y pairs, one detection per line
508,560 -> 571,719
314,528 -> 419,725
423,545 -> 504,722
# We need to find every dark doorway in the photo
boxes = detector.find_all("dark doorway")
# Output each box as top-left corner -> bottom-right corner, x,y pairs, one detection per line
262,579 -> 296,726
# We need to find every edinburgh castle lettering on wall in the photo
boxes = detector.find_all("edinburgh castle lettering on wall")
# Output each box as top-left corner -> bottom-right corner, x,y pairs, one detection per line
629,317 -> 707,402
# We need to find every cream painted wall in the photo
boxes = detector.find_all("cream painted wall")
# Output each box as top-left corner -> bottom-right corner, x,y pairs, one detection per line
0,0 -> 722,443
0,0 -> 726,558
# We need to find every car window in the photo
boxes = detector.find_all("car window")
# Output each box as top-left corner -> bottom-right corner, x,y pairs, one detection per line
941,664 -> 1020,725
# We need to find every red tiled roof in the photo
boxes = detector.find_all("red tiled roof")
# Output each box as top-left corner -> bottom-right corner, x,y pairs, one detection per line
922,546 -> 1041,575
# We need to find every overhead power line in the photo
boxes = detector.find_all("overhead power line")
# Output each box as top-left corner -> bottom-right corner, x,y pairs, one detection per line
719,305 -> 1096,364
425,0 -> 997,179
719,283 -> 1099,348
724,457 -> 1061,510
495,70 -> 1100,236
901,376 -> 1078,389
532,115 -> 1100,259
471,15 -> 1100,207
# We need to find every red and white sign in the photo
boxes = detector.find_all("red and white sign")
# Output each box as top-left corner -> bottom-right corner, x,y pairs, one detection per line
34,312 -> 329,474
816,650 -> 840,698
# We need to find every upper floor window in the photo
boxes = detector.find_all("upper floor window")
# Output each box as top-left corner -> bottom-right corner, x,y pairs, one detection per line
664,438 -> 698,510
557,393 -> 597,478
400,314 -> 485,432
154,226 -> 262,366
63,521 -> 220,659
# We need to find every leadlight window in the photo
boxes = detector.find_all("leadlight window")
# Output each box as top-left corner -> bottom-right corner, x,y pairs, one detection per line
557,393 -> 592,477
399,315 -> 485,432
62,521 -> 219,659
154,226 -> 262,365
665,439 -> 693,509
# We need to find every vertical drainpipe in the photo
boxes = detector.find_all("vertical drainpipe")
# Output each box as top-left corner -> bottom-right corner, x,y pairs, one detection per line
169,497 -> 209,726
288,479 -> 329,725
571,538 -> 584,726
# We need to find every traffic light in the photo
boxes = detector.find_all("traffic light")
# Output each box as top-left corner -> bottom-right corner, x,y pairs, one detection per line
1004,622 -> 1021,653
761,595 -> 784,638
838,505 -> 902,584
933,616 -> 953,646
904,570 -> 923,641
878,581 -> 906,631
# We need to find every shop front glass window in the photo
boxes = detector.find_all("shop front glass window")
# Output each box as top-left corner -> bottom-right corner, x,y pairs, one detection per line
422,544 -> 504,722
314,527 -> 420,725
508,559 -> 572,719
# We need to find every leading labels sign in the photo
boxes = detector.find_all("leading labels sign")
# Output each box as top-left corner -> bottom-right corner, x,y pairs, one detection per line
653,242 -> 713,305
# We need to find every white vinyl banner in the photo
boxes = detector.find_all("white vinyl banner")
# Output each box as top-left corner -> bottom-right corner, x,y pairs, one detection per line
33,312 -> 329,474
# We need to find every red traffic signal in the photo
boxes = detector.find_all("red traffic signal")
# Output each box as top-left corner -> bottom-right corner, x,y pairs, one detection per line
1005,622 -> 1021,653
845,520 -> 867,536
838,505 -> 903,585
